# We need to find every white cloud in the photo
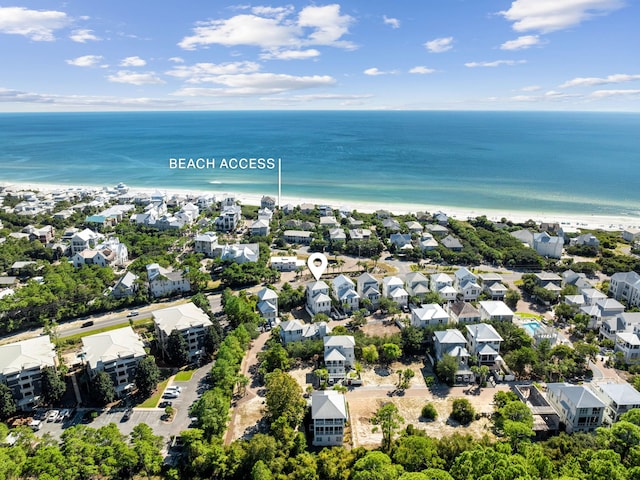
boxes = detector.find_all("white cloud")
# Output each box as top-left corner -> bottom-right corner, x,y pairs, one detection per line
120,56 -> 147,67
590,89 -> 640,98
108,71 -> 165,85
66,55 -> 103,67
424,37 -> 453,53
560,73 -> 640,88
69,29 -> 100,43
409,66 -> 435,74
0,87 -> 186,109
169,57 -> 184,63
260,49 -> 321,60
0,6 -> 69,41
521,85 -> 542,91
499,0 -> 625,33
166,61 -> 261,83
364,67 -> 394,76
178,4 -> 354,52
465,60 -> 526,68
172,72 -> 335,96
383,15 -> 400,29
500,35 -> 542,50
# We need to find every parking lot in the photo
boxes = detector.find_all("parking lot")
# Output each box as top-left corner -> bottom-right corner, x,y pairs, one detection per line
33,362 -> 211,442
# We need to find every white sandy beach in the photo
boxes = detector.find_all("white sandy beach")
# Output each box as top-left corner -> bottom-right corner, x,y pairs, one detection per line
2,180 -> 640,231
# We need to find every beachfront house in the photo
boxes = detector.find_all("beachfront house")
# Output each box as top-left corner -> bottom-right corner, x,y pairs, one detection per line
623,229 -> 640,243
311,390 -> 348,447
0,336 -> 57,410
441,235 -> 463,251
261,195 -> 276,209
81,326 -> 146,398
546,383 -> 605,433
357,272 -> 380,307
153,303 -> 213,363
411,304 -> 449,328
533,232 -> 563,258
306,281 -> 332,316
249,219 -> 270,237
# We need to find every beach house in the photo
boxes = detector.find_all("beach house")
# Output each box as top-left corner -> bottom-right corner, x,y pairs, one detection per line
323,335 -> 355,381
153,303 -> 213,363
382,276 -> 409,307
546,383 -> 605,433
279,319 -> 330,345
466,323 -> 503,364
357,272 -> 380,307
404,272 -> 430,299
194,232 -> 219,257
592,382 -> 640,425
533,232 -> 563,258
306,281 -> 332,316
257,287 -> 278,326
433,329 -> 473,384
0,336 -> 57,410
410,304 -> 449,328
332,274 -> 360,312
81,326 -> 146,398
609,271 -> 640,309
146,263 -> 191,298
311,390 -> 348,447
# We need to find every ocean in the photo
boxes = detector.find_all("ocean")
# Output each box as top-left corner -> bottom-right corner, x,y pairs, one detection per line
1,110 -> 639,217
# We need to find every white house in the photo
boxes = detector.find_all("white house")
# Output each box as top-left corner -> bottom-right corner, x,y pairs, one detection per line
311,390 -> 348,447
614,332 -> 640,364
410,304 -> 449,328
283,230 -> 313,245
382,276 -> 409,307
219,243 -> 260,264
479,301 -> 514,322
324,335 -> 355,381
533,232 -> 563,258
261,195 -> 276,209
357,272 -> 380,307
111,271 -> 139,298
622,229 -> 640,243
592,382 -> 640,425
81,326 -> 146,398
546,383 -> 605,433
194,232 -> 219,257
0,336 -> 57,409
449,301 -> 481,324
479,273 -> 507,300
430,273 -> 453,293
454,267 -> 481,301
72,237 -> 129,268
257,287 -> 278,325
215,205 -> 242,232
390,233 -> 412,250
433,329 -> 473,384
146,263 -> 191,298
270,256 -> 302,272
405,272 -> 430,299
349,229 -> 372,241
249,219 -> 270,237
466,323 -> 503,364
153,303 -> 213,363
70,228 -> 103,255
306,281 -> 332,316
610,271 -> 640,309
279,319 -> 331,345
332,274 -> 360,312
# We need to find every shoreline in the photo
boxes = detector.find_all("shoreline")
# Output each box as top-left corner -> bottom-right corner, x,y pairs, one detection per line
2,180 -> 640,231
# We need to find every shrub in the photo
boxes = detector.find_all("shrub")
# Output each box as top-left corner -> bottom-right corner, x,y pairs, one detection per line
451,398 -> 475,425
421,403 -> 438,421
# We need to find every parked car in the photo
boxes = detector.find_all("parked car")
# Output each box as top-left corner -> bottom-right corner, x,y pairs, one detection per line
46,410 -> 59,422
159,401 -> 173,408
126,311 -> 139,318
122,408 -> 133,421
81,320 -> 94,328
29,419 -> 43,431
166,385 -> 182,393
163,391 -> 179,399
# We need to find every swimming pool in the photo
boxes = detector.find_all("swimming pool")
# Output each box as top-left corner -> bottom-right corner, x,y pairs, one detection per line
522,321 -> 543,336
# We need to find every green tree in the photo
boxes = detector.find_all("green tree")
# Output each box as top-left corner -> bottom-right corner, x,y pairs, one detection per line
352,450 -> 403,480
131,423 -> 164,479
264,369 -> 306,428
381,343 -> 402,365
40,366 -> 66,405
436,354 -> 458,386
134,356 -> 160,397
92,370 -> 116,405
166,330 -> 190,366
392,434 -> 444,472
362,344 -> 379,365
0,383 -> 16,419
450,398 -> 475,425
504,289 -> 521,310
251,460 -> 273,480
371,402 -> 404,451
258,341 -> 291,375
189,388 -> 230,438
400,325 -> 424,355
421,403 -> 438,421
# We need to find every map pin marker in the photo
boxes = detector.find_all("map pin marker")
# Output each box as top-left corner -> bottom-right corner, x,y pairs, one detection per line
307,253 -> 328,281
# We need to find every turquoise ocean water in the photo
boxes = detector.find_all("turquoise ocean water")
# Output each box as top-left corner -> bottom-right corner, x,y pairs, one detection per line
1,110 -> 639,217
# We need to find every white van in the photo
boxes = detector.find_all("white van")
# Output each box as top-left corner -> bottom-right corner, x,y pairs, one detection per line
29,419 -> 43,431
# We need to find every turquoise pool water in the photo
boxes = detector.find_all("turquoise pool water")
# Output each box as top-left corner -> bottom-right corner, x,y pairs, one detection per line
522,321 -> 543,336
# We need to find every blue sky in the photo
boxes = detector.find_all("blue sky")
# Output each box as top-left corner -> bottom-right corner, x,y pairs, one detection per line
1,0 -> 639,111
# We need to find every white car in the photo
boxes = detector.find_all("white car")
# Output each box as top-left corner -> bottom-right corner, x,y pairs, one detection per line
166,386 -> 182,393
46,410 -> 59,422
163,391 -> 179,399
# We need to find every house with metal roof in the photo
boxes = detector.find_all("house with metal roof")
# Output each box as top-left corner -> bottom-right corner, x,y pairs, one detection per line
546,383 -> 605,433
311,390 -> 348,446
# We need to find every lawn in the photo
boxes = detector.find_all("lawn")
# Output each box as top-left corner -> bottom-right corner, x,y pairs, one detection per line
174,369 -> 197,381
57,319 -> 153,349
137,378 -> 171,408
517,312 -> 543,319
